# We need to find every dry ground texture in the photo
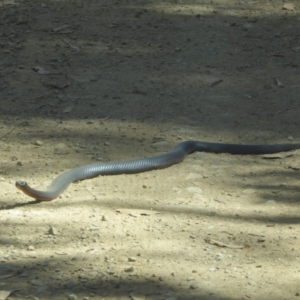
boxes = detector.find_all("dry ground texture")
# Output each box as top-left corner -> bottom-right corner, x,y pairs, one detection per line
0,0 -> 300,299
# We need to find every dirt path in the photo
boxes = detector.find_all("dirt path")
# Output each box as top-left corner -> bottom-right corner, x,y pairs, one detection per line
1,0 -> 300,299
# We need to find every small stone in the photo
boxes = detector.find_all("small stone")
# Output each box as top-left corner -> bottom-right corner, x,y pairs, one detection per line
48,226 -> 58,235
128,257 -> 137,262
35,140 -> 43,146
27,245 -> 35,251
189,284 -> 199,289
30,279 -> 44,286
282,3 -> 294,11
242,23 -> 254,30
71,253 -> 83,261
265,200 -> 276,205
124,266 -> 134,272
67,294 -> 78,300
186,276 -> 194,281
215,253 -> 223,260
101,215 -> 108,221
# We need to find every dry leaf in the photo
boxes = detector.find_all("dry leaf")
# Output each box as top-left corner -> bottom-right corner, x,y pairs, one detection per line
52,24 -> 70,33
282,3 -> 294,11
208,77 -> 223,87
63,105 -> 73,113
275,78 -> 284,87
32,66 -> 50,75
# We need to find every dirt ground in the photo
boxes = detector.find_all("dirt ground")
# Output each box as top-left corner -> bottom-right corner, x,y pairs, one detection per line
0,0 -> 300,299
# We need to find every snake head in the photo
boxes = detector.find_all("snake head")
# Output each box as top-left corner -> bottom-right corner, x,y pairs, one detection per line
15,181 -> 29,190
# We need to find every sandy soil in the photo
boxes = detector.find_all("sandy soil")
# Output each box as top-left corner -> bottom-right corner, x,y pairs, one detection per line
1,0 -> 300,299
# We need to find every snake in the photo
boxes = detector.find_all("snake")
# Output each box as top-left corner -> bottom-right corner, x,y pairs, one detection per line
15,140 -> 300,201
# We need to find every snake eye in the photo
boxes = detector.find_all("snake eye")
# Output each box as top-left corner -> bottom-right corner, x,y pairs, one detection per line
15,181 -> 27,187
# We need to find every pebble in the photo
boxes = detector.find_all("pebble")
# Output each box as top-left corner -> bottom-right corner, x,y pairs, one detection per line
48,226 -> 58,235
257,237 -> 266,243
186,276 -> 194,281
128,257 -> 137,262
101,215 -> 108,221
71,253 -> 83,261
215,253 -> 223,260
124,266 -> 134,272
189,284 -> 199,289
242,23 -> 254,30
67,294 -> 78,300
30,279 -> 44,286
265,200 -> 276,205
35,140 -> 43,146
27,245 -> 35,251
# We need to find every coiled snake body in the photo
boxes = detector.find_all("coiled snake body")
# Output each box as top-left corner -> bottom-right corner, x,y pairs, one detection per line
16,140 -> 300,201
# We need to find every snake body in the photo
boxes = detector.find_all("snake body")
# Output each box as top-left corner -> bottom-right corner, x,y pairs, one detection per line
15,140 -> 300,201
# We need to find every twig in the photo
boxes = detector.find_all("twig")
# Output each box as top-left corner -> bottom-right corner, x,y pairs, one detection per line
0,126 -> 16,140
204,237 -> 250,249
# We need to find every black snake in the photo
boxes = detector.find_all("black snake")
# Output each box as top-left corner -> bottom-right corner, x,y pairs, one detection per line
16,140 -> 300,201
